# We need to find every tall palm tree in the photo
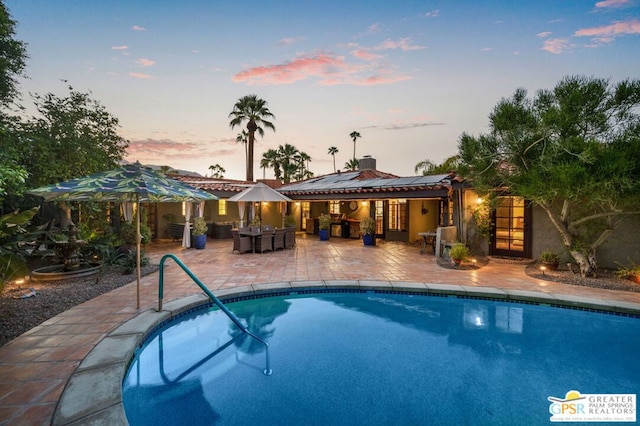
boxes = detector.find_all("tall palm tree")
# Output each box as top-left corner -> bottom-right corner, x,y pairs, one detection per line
236,130 -> 248,170
229,95 -> 275,182
328,146 -> 339,172
277,143 -> 299,183
345,158 -> 359,171
349,131 -> 361,160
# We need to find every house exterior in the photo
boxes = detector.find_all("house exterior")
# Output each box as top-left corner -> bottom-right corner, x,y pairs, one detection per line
156,158 -> 638,269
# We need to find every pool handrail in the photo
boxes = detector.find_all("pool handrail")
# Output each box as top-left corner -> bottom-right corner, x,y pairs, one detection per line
157,254 -> 271,374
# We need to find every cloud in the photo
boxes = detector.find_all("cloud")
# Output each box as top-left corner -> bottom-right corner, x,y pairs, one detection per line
375,37 -> 426,51
422,10 -> 440,18
363,121 -> 445,130
129,72 -> 154,79
351,49 -> 383,60
574,18 -> 640,39
232,53 -> 412,86
112,45 -> 128,50
481,47 -> 492,51
277,36 -> 305,46
131,25 -> 146,31
135,58 -> 156,67
595,0 -> 631,8
367,23 -> 381,33
126,138 -> 237,163
542,38 -> 570,53
537,31 -> 552,37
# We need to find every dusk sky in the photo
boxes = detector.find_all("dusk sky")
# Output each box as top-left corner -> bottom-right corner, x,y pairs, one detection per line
6,0 -> 640,180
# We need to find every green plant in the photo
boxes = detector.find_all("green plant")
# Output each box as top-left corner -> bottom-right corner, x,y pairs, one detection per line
449,244 -> 470,262
614,259 -> 640,279
284,214 -> 296,227
119,222 -> 151,246
192,217 -> 208,236
318,214 -> 331,231
540,249 -> 560,264
359,217 -> 376,235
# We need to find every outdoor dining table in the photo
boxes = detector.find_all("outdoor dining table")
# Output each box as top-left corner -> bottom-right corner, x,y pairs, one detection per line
418,231 -> 437,255
239,228 -> 262,254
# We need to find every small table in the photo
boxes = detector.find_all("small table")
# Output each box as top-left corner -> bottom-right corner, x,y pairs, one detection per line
418,232 -> 436,255
239,229 -> 261,254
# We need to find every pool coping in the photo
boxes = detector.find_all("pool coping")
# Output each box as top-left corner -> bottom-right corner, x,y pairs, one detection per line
51,280 -> 640,425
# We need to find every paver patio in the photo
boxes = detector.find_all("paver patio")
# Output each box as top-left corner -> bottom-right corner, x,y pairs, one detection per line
1,234 -> 639,425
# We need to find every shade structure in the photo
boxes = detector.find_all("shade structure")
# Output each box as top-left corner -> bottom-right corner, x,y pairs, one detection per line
228,183 -> 292,227
28,162 -> 217,308
227,183 -> 292,203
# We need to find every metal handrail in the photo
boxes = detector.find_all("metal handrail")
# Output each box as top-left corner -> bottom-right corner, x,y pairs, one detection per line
157,254 -> 271,375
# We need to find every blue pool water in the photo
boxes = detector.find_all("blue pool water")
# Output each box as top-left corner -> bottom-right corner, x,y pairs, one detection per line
123,291 -> 640,425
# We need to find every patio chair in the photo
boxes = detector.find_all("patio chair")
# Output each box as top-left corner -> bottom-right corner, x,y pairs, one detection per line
255,229 -> 274,253
262,225 -> 274,231
273,228 -> 286,251
232,229 -> 252,254
285,227 -> 296,249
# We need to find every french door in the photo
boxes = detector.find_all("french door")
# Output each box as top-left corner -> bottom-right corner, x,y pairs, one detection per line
491,196 -> 531,258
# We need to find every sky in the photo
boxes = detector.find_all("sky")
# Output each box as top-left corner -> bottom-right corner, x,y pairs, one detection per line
5,0 -> 640,180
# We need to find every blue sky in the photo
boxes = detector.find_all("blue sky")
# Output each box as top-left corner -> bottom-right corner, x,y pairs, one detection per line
6,0 -> 640,180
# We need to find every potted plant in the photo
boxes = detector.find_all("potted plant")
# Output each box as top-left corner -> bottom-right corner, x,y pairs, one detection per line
449,244 -> 469,266
615,260 -> 640,284
540,249 -> 560,271
318,214 -> 331,241
192,217 -> 208,249
360,216 -> 376,246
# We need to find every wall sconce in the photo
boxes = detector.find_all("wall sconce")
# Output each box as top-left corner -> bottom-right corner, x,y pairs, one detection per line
476,197 -> 483,204
295,202 -> 300,206
361,201 -> 367,206
262,202 -> 268,206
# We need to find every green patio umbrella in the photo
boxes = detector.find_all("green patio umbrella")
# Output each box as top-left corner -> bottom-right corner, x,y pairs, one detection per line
28,162 -> 217,308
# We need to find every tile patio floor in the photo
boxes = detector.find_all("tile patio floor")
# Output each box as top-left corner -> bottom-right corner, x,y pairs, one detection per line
1,234 -> 639,425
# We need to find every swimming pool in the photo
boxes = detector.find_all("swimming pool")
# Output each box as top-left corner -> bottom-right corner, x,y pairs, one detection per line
123,291 -> 640,425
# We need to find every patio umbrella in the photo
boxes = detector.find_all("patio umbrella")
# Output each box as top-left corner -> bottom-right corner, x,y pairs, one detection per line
227,183 -> 291,227
28,162 -> 217,308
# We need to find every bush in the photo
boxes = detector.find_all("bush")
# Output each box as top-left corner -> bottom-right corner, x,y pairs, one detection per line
192,217 -> 208,236
359,217 -> 376,235
540,249 -> 560,264
449,244 -> 470,262
318,214 -> 331,231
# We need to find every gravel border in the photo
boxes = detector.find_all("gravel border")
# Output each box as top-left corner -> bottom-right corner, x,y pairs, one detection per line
0,264 -> 159,347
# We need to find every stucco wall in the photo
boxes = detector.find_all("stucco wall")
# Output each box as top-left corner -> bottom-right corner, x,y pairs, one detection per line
531,205 -> 640,269
408,200 -> 439,243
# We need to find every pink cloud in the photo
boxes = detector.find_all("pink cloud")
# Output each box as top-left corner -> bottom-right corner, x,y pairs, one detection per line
537,31 -> 552,38
131,25 -> 146,31
135,58 -> 156,67
352,74 -> 412,86
351,49 -> 383,60
574,19 -> 640,38
232,54 -> 353,85
277,36 -> 305,46
126,138 -> 236,163
129,72 -> 154,79
542,38 -> 570,54
112,45 -> 128,50
595,0 -> 631,8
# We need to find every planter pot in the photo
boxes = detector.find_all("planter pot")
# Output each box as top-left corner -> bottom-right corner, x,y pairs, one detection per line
542,261 -> 558,271
363,234 -> 374,246
628,274 -> 640,284
193,234 -> 207,249
319,229 -> 329,241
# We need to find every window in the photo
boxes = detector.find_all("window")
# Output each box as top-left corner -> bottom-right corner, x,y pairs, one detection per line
374,200 -> 384,234
218,199 -> 227,216
439,199 -> 453,226
329,200 -> 340,214
388,199 -> 406,231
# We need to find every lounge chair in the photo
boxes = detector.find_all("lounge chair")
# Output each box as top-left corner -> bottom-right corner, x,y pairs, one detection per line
232,229 -> 252,254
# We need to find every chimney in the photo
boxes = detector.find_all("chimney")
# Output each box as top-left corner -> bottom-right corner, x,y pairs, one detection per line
358,155 -> 376,170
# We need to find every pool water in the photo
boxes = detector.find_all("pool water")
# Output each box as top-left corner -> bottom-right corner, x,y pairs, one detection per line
123,292 -> 640,425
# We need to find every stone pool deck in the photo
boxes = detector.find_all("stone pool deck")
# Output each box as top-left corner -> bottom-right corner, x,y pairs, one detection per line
1,234 -> 639,425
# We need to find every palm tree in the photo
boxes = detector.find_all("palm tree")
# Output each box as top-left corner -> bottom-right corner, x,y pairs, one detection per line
229,95 -> 275,182
208,164 -> 225,178
328,146 -> 339,172
414,155 -> 460,175
294,151 -> 313,181
236,130 -> 248,169
345,158 -> 359,171
349,131 -> 361,160
277,143 -> 299,183
260,148 -> 281,180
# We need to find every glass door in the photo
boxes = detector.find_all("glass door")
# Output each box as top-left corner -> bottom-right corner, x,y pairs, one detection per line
491,196 -> 531,257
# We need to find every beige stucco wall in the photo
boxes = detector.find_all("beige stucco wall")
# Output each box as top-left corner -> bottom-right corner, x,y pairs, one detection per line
408,200 -> 439,243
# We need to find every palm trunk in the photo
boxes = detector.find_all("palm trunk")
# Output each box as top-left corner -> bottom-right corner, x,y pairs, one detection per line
246,121 -> 257,182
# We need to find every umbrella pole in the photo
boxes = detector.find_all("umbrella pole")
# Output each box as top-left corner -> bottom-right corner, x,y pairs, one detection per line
136,197 -> 141,309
